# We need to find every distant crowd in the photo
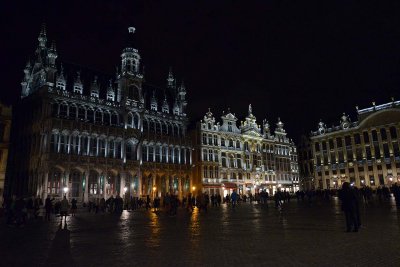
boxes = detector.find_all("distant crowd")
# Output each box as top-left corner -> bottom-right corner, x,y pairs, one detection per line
1,183 -> 399,228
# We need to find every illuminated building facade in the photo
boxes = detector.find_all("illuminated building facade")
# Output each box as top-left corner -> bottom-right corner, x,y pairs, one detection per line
6,25 -> 193,201
193,105 -> 299,196
0,103 -> 12,205
310,100 -> 400,189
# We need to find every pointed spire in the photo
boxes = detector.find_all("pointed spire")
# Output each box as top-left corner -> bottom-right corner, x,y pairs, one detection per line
38,23 -> 47,48
179,80 -> 186,92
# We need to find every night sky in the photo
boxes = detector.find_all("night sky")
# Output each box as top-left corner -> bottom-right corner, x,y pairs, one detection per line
2,1 -> 400,142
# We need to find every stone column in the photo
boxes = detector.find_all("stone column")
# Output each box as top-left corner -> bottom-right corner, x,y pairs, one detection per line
84,170 -> 89,203
43,172 -> 49,200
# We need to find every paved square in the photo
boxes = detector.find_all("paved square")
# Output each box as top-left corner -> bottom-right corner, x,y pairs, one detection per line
1,199 -> 400,267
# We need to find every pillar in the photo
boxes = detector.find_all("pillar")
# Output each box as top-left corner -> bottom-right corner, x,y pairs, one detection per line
43,172 -> 49,200
84,171 -> 89,203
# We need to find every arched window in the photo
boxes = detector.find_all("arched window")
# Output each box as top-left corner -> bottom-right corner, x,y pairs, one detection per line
78,106 -> 86,121
161,123 -> 167,135
103,112 -> 111,126
126,142 -> 135,160
141,145 -> 147,161
50,133 -> 58,153
111,112 -> 119,126
69,105 -> 77,120
87,109 -> 94,123
149,146 -> 154,161
95,110 -> 102,124
81,136 -> 89,156
203,149 -> 208,161
229,139 -> 234,147
99,139 -> 106,157
115,141 -> 122,159
155,145 -> 161,162
174,148 -> 179,163
60,103 -> 68,117
155,121 -> 162,135
90,137 -> 97,156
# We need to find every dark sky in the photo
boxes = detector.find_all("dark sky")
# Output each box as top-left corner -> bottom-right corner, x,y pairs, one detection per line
2,1 -> 400,142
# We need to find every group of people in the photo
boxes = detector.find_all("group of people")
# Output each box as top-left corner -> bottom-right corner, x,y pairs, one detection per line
2,194 -> 78,227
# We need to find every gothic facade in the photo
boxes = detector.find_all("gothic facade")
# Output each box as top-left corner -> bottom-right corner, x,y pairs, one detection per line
193,105 -> 299,197
7,25 -> 193,201
310,100 -> 400,189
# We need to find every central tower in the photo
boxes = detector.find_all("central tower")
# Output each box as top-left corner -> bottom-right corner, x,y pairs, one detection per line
117,27 -> 144,105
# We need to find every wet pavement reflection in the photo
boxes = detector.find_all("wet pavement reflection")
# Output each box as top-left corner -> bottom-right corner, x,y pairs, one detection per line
1,200 -> 400,266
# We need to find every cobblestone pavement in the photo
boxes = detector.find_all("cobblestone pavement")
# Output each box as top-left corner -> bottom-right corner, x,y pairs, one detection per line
1,199 -> 400,267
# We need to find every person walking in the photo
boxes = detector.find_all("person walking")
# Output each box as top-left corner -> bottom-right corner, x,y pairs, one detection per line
60,196 -> 69,224
71,198 -> 77,217
44,196 -> 52,221
231,190 -> 238,209
339,182 -> 359,232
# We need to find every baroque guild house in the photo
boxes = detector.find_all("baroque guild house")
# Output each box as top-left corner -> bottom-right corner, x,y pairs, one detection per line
192,105 -> 299,197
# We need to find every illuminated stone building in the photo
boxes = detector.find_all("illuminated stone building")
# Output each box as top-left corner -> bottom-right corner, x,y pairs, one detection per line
193,105 -> 299,196
310,100 -> 400,189
0,103 -> 12,205
6,25 -> 193,201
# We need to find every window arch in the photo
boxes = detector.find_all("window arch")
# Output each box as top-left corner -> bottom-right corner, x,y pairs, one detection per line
103,111 -> 111,126
87,109 -> 94,123
60,102 -> 68,117
69,105 -> 77,120
78,106 -> 86,121
95,109 -> 103,124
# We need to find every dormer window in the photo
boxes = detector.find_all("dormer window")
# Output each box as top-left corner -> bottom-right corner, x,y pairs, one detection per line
107,92 -> 115,101
91,91 -> 99,98
74,85 -> 82,94
56,81 -> 66,90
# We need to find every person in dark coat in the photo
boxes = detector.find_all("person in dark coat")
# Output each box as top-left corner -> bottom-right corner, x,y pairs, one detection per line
45,196 -> 52,221
339,182 -> 359,232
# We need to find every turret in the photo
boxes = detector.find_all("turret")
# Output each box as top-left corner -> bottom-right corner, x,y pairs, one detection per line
107,80 -> 115,101
90,76 -> 99,98
56,65 -> 66,90
162,93 -> 169,113
38,23 -> 47,48
178,81 -> 187,114
47,40 -> 58,66
21,61 -> 32,97
150,90 -> 158,111
73,71 -> 83,94
121,27 -> 141,74
167,67 -> 175,88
